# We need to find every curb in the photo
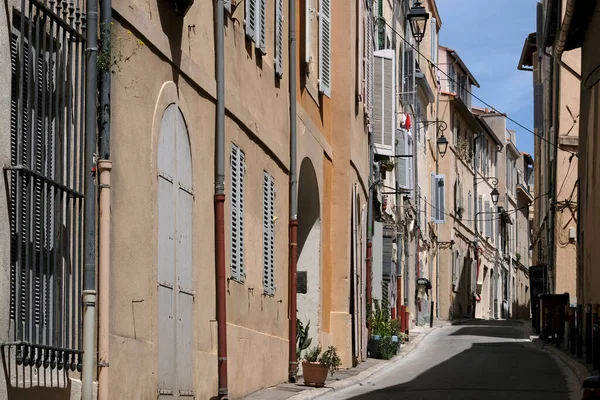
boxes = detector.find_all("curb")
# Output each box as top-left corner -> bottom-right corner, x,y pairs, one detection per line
286,327 -> 436,400
533,338 -> 590,388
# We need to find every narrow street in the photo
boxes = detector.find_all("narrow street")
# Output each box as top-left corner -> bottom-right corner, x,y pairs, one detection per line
321,320 -> 579,400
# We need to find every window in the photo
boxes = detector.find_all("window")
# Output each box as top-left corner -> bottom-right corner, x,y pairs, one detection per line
478,196 -> 483,233
373,50 -> 396,156
468,191 -> 472,221
274,0 -> 284,76
230,144 -> 246,283
318,0 -> 331,97
432,174 -> 446,224
262,172 -> 276,296
430,18 -> 437,65
8,10 -> 85,363
246,0 -> 267,54
449,63 -> 456,93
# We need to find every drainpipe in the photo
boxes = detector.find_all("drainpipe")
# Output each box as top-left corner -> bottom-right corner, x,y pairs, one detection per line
288,0 -> 299,383
366,131 -> 374,325
81,0 -> 99,396
215,0 -> 228,398
97,0 -> 113,398
435,85 -> 440,319
473,134 -> 479,319
554,0 -> 581,81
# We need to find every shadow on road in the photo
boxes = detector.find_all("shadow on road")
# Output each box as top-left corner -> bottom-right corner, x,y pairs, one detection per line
450,326 -> 526,339
346,342 -> 570,400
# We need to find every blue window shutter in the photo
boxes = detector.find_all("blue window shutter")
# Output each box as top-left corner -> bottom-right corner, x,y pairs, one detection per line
434,174 -> 446,224
275,0 -> 284,76
318,0 -> 331,97
430,18 -> 437,64
246,0 -> 257,39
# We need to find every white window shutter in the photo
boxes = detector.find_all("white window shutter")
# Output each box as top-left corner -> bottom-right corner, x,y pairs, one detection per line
373,50 -> 395,155
318,0 -> 331,97
246,0 -> 257,39
257,0 -> 267,54
275,0 -> 284,76
224,0 -> 231,13
230,144 -> 246,282
430,173 -> 436,220
397,129 -> 409,190
305,0 -> 312,64
434,174 -> 446,224
430,18 -> 437,64
407,134 -> 413,193
263,172 -> 276,296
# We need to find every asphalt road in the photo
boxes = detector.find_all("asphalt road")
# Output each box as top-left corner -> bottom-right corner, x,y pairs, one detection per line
320,320 -> 579,400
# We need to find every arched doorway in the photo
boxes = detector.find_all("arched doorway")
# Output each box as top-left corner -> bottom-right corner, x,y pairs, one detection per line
157,104 -> 194,398
297,158 -> 321,351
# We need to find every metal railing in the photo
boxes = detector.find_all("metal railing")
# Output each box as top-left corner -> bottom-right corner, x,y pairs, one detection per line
3,0 -> 87,373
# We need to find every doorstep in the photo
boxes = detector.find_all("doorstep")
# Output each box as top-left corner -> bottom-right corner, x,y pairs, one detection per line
243,321 -> 446,400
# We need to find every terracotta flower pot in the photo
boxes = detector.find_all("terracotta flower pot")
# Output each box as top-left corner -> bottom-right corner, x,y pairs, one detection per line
302,361 -> 329,387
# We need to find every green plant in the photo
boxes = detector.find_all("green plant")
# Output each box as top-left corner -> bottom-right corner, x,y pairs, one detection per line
97,21 -> 144,74
456,137 -> 472,164
516,252 -> 522,261
319,346 -> 341,376
296,319 -> 313,360
378,336 -> 398,360
390,319 -> 401,337
304,346 -> 321,363
370,299 -> 391,337
379,159 -> 395,171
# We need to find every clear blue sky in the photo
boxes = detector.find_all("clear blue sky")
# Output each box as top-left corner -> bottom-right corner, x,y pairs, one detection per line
436,0 -> 537,155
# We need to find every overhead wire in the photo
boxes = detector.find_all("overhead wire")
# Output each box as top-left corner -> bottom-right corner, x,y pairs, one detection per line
383,20 -> 578,158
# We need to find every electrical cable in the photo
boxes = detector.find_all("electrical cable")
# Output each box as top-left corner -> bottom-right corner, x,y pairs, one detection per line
383,20 -> 578,158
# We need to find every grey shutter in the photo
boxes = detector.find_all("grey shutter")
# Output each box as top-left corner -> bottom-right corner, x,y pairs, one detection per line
485,201 -> 490,237
263,172 -> 276,296
468,191 -> 472,221
275,0 -> 284,77
407,135 -> 413,194
230,144 -> 245,283
158,105 -> 177,396
367,9 -> 374,119
258,0 -> 267,54
397,129 -> 409,190
434,174 -> 446,223
158,105 -> 194,398
402,47 -> 415,106
246,0 -> 257,39
318,0 -> 331,97
449,64 -> 456,93
373,50 -> 395,154
478,196 -> 483,233
382,227 -> 394,278
224,0 -> 231,12
175,107 -> 194,394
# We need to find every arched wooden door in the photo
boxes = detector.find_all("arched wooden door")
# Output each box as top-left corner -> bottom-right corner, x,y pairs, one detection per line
157,104 -> 195,398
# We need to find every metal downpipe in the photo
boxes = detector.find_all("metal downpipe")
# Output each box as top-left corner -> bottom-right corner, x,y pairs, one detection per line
97,0 -> 112,397
288,0 -> 299,382
97,161 -> 112,400
215,0 -> 228,398
82,0 -> 99,396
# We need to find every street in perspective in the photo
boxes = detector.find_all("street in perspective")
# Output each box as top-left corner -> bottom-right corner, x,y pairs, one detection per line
320,320 -> 579,400
1,0 -> 600,398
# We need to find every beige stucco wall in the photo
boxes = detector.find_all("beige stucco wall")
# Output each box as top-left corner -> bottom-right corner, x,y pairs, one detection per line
109,0 -> 293,395
577,5 -> 600,308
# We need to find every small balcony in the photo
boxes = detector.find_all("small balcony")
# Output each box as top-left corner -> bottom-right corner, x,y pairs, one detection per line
516,183 -> 534,204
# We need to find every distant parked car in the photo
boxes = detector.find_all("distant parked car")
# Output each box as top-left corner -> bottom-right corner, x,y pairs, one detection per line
582,376 -> 600,399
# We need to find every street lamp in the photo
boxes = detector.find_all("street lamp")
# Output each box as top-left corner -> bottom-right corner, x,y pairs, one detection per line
491,187 -> 500,206
436,135 -> 448,158
407,1 -> 429,44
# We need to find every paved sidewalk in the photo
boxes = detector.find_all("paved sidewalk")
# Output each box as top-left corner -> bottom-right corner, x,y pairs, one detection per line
532,335 -> 594,388
243,321 -> 450,400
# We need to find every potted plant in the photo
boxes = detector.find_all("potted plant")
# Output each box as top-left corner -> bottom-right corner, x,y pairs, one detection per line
379,159 -> 395,172
368,299 -> 401,360
291,319 -> 313,382
302,346 -> 341,387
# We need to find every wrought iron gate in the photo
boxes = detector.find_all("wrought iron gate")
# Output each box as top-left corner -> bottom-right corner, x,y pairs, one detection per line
2,0 -> 87,374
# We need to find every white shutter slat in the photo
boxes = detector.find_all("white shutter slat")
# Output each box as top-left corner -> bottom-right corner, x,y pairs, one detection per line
305,0 -> 312,64
430,18 -> 437,65
373,55 -> 383,146
318,0 -> 331,97
246,0 -> 257,39
275,0 -> 284,77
